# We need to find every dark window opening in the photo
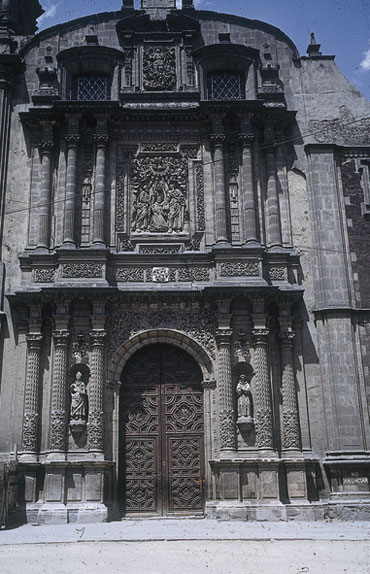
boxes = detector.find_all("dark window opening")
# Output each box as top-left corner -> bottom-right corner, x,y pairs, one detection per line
207,71 -> 244,100
72,74 -> 110,101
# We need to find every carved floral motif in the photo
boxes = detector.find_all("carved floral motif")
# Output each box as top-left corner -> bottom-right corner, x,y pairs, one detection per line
219,262 -> 259,277
108,303 -> 218,359
143,46 -> 176,91
34,268 -> 54,283
115,267 -> 145,283
269,266 -> 286,280
62,263 -> 103,279
309,106 -> 370,145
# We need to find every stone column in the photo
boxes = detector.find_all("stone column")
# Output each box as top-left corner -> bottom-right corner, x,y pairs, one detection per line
280,331 -> 301,451
88,331 -> 106,452
37,141 -> 53,249
264,127 -> 282,247
49,331 -> 70,454
252,329 -> 274,450
21,334 -> 43,455
216,329 -> 236,454
63,137 -> 79,246
240,131 -> 258,243
211,116 -> 229,245
93,137 -> 108,246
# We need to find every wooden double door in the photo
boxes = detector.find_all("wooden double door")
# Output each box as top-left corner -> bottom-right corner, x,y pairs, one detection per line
119,344 -> 205,516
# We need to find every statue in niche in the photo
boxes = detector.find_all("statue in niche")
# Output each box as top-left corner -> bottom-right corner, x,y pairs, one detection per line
70,372 -> 88,426
236,374 -> 253,422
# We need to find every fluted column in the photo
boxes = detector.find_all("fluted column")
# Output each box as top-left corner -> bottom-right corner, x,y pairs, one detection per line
93,138 -> 108,246
216,329 -> 236,454
211,133 -> 229,245
63,137 -> 79,246
240,132 -> 258,243
37,142 -> 53,249
264,127 -> 282,247
252,329 -> 274,450
21,334 -> 43,455
49,331 -> 70,453
280,331 -> 301,451
87,330 -> 106,452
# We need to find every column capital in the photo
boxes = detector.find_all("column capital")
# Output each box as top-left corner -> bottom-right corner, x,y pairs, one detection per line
239,132 -> 254,146
90,330 -> 107,347
93,134 -> 109,146
252,328 -> 269,345
210,133 -> 225,148
279,330 -> 295,347
52,330 -> 70,346
39,140 -> 54,154
216,329 -> 233,346
64,133 -> 80,146
26,333 -> 43,350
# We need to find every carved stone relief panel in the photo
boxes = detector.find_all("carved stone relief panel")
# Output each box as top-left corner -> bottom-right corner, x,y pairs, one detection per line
131,154 -> 188,234
108,302 -> 218,360
142,46 -> 176,91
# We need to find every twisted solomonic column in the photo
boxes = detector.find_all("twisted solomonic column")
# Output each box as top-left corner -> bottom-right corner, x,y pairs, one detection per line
280,331 -> 301,451
49,331 -> 70,452
216,329 -> 236,453
87,330 -> 106,452
21,334 -> 43,454
252,329 -> 274,450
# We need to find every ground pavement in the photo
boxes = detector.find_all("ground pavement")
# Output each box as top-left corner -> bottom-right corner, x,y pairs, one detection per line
1,519 -> 370,573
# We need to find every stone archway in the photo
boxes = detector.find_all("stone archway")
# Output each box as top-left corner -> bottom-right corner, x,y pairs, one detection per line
118,343 -> 205,516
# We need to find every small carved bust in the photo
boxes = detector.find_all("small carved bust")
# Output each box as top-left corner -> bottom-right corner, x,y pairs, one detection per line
236,374 -> 253,420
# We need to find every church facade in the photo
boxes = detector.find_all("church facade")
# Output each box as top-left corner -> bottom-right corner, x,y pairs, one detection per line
1,0 -> 370,524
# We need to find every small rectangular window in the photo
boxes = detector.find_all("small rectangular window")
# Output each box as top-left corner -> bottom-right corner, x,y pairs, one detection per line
72,75 -> 110,101
207,72 -> 244,100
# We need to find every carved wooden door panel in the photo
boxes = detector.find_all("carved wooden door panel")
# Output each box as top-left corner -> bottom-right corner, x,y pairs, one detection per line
120,344 -> 204,516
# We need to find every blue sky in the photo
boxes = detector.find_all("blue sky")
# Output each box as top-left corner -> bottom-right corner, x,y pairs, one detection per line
38,0 -> 370,100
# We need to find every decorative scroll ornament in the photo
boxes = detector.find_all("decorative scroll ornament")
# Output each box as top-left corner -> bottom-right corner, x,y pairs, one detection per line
219,262 -> 259,277
309,106 -> 370,145
143,46 -> 176,91
22,412 -> 39,452
87,410 -> 104,450
131,155 -> 188,234
62,263 -> 103,278
219,410 -> 236,450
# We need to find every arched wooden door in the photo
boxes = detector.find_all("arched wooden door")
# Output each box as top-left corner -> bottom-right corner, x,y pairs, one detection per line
119,344 -> 205,516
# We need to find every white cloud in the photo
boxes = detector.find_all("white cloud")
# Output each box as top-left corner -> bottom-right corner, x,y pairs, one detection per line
37,2 -> 57,25
360,48 -> 370,71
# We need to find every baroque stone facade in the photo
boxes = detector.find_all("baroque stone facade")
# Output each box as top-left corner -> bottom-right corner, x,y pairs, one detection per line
0,0 -> 370,525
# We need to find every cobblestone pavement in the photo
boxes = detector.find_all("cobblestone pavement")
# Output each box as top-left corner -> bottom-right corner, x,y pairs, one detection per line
1,520 -> 369,574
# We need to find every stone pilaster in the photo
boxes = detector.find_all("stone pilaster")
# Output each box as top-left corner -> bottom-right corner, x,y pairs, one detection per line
21,334 -> 43,455
63,136 -> 79,246
264,126 -> 282,247
216,329 -> 236,454
49,331 -> 70,454
87,330 -> 106,452
93,136 -> 108,246
280,331 -> 301,451
252,329 -> 274,450
240,125 -> 258,244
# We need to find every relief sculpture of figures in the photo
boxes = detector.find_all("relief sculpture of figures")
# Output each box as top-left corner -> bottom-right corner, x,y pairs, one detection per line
236,374 -> 253,422
131,155 -> 188,234
70,372 -> 88,427
143,46 -> 176,91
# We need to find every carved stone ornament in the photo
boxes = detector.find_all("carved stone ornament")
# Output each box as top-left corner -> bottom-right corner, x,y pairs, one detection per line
309,106 -> 370,145
269,266 -> 286,280
152,267 -> 169,283
87,410 -> 104,450
219,262 -> 259,277
178,267 -> 209,282
34,268 -> 55,283
115,267 -> 145,283
143,46 -> 176,91
131,155 -> 188,234
108,303 -> 218,359
62,263 -> 103,279
219,410 -> 236,450
22,412 -> 39,452
49,410 -> 66,450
